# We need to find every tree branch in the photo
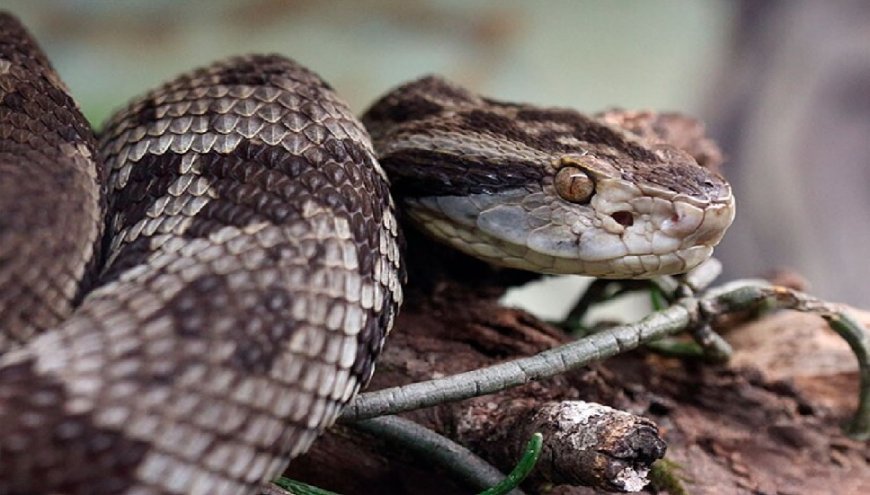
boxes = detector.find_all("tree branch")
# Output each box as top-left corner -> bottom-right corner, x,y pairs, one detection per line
341,301 -> 696,421
343,281 -> 870,439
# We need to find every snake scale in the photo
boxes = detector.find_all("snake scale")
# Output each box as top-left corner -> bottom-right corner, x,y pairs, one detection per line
0,12 -> 734,495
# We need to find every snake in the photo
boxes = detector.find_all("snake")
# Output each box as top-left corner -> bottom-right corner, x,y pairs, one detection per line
0,12 -> 734,495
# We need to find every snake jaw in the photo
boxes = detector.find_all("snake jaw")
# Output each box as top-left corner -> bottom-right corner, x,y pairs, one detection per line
404,167 -> 735,279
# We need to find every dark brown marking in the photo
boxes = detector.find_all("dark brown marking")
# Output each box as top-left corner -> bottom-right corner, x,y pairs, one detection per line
379,148 -> 544,197
622,162 -> 729,202
101,133 -> 390,287
208,54 -> 335,92
362,75 -> 478,138
352,305 -> 396,380
509,107 -> 658,162
0,13 -> 54,70
133,97 -> 159,127
364,96 -> 444,130
179,139 -> 390,254
0,359 -> 150,495
111,152 -> 186,233
98,237 -> 152,286
160,273 -> 299,374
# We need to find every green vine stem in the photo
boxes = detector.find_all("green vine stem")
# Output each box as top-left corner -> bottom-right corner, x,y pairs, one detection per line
477,433 -> 543,495
272,420 -> 542,495
826,312 -> 870,438
272,478 -> 339,495
703,282 -> 870,438
353,415 -> 529,494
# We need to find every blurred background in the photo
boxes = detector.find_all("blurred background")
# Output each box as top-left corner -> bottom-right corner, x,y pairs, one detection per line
4,0 -> 869,313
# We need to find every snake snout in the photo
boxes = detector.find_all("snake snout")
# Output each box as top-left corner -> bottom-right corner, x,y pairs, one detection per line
685,200 -> 735,246
660,198 -> 734,258
661,201 -> 705,237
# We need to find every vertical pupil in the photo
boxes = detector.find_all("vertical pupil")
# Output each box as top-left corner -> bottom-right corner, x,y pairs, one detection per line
570,177 -> 585,197
555,166 -> 593,203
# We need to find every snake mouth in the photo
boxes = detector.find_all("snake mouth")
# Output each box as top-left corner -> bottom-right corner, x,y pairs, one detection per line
405,182 -> 735,279
408,205 -> 721,278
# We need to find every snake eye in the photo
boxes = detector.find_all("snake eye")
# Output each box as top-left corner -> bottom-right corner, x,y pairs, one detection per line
554,166 -> 595,204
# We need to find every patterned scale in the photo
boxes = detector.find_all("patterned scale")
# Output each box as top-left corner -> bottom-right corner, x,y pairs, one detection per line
0,50 -> 402,494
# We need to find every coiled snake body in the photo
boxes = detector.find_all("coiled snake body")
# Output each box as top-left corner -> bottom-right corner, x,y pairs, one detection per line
0,13 -> 734,495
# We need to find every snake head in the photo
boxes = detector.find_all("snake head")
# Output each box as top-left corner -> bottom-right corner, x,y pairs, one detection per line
365,76 -> 735,278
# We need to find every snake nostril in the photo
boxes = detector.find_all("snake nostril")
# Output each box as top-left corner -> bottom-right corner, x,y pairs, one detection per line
611,211 -> 634,227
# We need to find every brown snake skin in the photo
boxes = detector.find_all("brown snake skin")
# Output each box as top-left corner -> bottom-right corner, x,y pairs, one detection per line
0,13 -> 401,495
0,14 -> 103,351
0,12 -> 735,495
